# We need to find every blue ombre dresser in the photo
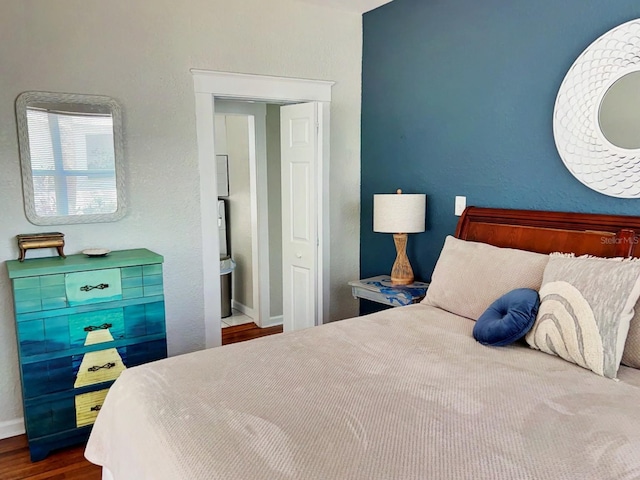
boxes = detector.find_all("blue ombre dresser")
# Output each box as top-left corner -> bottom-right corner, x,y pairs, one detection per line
6,248 -> 167,461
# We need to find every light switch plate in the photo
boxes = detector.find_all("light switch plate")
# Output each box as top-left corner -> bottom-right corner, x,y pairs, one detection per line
455,196 -> 466,216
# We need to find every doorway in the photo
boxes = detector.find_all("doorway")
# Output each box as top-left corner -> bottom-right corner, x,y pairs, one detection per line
191,70 -> 333,348
214,101 -> 284,330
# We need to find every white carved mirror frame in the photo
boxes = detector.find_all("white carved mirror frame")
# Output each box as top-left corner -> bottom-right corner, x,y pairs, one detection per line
553,19 -> 640,198
16,91 -> 126,225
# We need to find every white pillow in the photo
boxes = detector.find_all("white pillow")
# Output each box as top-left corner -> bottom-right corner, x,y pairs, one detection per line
526,254 -> 640,378
422,236 -> 549,320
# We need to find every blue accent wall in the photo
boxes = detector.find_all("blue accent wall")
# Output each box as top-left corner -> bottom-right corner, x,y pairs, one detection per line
361,0 -> 640,304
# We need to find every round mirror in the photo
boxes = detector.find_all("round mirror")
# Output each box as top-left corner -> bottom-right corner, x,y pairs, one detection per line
599,71 -> 640,150
553,19 -> 640,198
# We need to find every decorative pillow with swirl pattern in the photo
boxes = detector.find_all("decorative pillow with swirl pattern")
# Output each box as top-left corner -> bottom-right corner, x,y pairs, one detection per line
525,254 -> 640,379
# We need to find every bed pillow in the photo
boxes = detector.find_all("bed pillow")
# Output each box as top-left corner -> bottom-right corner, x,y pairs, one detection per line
525,254 -> 640,379
473,288 -> 540,346
422,236 -> 549,320
622,307 -> 640,368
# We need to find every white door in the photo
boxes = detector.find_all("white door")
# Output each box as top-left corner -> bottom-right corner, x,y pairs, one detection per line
281,102 -> 319,332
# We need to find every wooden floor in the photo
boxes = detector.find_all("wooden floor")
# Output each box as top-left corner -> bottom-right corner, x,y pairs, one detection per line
222,321 -> 283,345
0,322 -> 281,479
0,435 -> 101,480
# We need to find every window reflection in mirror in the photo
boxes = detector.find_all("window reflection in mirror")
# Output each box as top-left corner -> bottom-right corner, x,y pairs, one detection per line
16,92 -> 125,225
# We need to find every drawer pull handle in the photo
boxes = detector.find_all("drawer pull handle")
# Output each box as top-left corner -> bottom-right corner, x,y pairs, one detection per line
84,323 -> 113,332
90,405 -> 102,412
88,362 -> 116,372
80,283 -> 109,292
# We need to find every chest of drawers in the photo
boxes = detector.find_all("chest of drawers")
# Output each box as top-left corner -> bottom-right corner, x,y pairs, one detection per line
6,248 -> 167,461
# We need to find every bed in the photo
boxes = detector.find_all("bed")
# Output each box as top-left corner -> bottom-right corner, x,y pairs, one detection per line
85,207 -> 640,480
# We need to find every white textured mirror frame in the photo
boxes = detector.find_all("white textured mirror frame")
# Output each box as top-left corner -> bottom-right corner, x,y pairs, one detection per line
15,91 -> 126,225
553,19 -> 640,198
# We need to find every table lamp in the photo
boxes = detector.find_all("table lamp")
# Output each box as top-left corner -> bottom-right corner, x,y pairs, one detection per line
373,189 -> 426,285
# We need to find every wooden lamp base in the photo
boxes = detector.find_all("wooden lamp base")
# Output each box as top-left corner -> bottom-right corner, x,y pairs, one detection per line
390,233 -> 414,285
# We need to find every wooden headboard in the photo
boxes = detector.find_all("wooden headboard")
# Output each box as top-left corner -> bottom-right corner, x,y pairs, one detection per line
455,207 -> 640,258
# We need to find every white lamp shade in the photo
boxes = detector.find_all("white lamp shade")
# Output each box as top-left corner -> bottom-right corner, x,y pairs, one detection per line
373,193 -> 426,233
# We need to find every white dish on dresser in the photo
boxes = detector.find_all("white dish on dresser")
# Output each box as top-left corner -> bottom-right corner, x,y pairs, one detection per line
82,248 -> 111,257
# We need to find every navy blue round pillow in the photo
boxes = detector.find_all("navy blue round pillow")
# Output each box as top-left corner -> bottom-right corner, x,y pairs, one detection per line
473,288 -> 540,347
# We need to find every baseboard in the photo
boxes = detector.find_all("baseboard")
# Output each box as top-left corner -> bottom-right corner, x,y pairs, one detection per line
0,418 -> 25,440
231,300 -> 255,319
230,301 -> 282,328
262,315 -> 283,328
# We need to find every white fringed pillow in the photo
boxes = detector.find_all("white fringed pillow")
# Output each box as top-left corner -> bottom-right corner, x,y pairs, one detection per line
422,236 -> 549,320
526,254 -> 640,379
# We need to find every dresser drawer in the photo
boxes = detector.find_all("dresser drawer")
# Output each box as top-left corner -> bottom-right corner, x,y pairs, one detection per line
75,389 -> 109,428
21,338 -> 166,399
121,264 -> 164,299
69,309 -> 125,347
22,357 -> 75,399
65,269 -> 122,306
123,301 -> 166,337
124,338 -> 167,367
22,347 -> 125,399
25,396 -> 77,439
13,274 -> 66,314
12,264 -> 162,313
17,316 -> 71,356
74,348 -> 126,388
17,303 -> 164,356
17,309 -> 126,356
22,346 -> 126,399
24,387 -> 110,438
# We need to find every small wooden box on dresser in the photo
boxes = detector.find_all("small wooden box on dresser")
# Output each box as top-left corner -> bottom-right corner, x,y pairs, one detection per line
6,248 -> 167,461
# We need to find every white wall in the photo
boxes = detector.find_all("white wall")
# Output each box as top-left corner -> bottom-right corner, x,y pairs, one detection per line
224,116 -> 253,310
266,105 -> 283,319
0,0 -> 361,433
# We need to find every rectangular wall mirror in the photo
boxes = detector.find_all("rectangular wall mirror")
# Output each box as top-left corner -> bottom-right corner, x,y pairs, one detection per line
15,91 -> 126,225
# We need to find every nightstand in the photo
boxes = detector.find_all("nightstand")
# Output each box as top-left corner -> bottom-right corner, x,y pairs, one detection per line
349,275 -> 429,307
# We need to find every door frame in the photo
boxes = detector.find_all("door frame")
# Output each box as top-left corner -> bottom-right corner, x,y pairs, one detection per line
191,70 -> 333,348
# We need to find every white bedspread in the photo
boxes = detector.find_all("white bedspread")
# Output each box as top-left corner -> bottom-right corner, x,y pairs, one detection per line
85,305 -> 640,479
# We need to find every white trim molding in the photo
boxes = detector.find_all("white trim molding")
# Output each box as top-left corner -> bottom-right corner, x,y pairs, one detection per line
294,0 -> 394,14
231,300 -> 255,319
263,315 -> 284,328
0,417 -> 25,440
191,70 -> 333,103
194,90 -> 223,349
191,70 -> 334,349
